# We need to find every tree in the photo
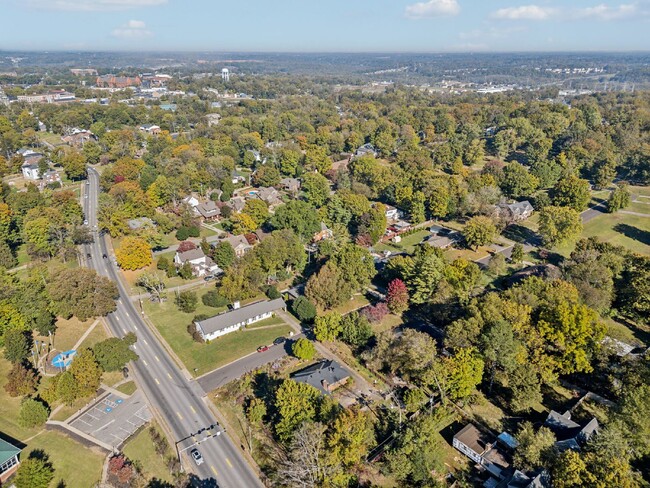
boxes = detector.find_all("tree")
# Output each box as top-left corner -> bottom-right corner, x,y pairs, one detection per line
386,278 -> 409,314
445,347 -> 484,400
243,199 -> 269,228
176,291 -> 198,313
463,216 -> 497,250
136,272 -> 166,303
340,312 -> 373,348
539,206 -> 583,247
46,268 -> 118,321
177,240 -> 197,253
231,213 -> 258,234
56,370 -> 79,406
305,261 -> 351,310
301,173 -> 330,208
607,184 -> 631,213
292,296 -> 317,323
617,384 -> 650,458
443,258 -> 481,302
333,244 -> 376,292
292,338 -> 316,360
271,200 -> 321,239
251,165 -> 280,186
93,334 -> 138,372
115,236 -> 152,270
552,450 -> 588,488
274,380 -> 321,442
245,397 -> 267,425
13,453 -> 54,488
327,407 -> 373,469
212,241 -> 236,268
552,175 -> 591,211
276,421 -> 333,488
18,398 -> 50,428
500,161 -> 539,198
69,349 -> 102,397
511,242 -> 524,264
178,261 -> 194,280
487,253 -> 506,276
313,312 -> 343,342
616,255 -> 650,325
0,239 -> 17,269
513,422 -> 556,471
202,290 -> 228,308
61,149 -> 87,180
4,362 -> 39,397
404,388 -> 428,413
3,328 -> 31,363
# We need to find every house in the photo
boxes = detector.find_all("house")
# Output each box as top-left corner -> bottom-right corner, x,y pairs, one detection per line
384,204 -> 400,221
206,113 -> 221,127
425,232 -> 460,249
182,195 -> 200,208
61,129 -> 96,147
543,410 -> 599,452
127,217 -> 155,231
313,222 -> 333,243
96,75 -> 142,88
256,187 -> 283,206
195,201 -> 221,220
194,298 -> 286,341
173,248 -> 222,278
494,470 -> 550,488
291,360 -> 351,395
355,143 -> 378,158
139,124 -> 161,135
453,423 -> 511,478
280,178 -> 301,193
221,234 -> 253,257
229,197 -> 246,213
21,161 -> 41,180
0,437 -> 21,484
495,201 -> 534,223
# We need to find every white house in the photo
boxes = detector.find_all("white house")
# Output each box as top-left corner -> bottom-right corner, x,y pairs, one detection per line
453,424 -> 510,479
22,161 -> 40,180
174,248 -> 222,277
195,298 -> 286,341
384,204 -> 400,221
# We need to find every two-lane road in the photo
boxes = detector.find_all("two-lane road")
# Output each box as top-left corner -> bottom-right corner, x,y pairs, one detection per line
82,168 -> 262,488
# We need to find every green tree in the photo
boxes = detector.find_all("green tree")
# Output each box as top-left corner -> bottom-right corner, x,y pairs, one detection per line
403,388 -> 428,413
305,261 -> 351,310
212,241 -> 236,268
292,338 -> 316,360
18,398 -> 50,428
251,165 -> 280,187
274,380 -> 321,442
607,184 -> 631,213
3,328 -> 31,364
463,215 -> 497,250
93,335 -> 138,372
327,407 -> 373,468
271,200 -> 321,239
69,349 -> 102,397
46,268 -> 118,321
333,244 -> 376,292
514,422 -> 556,471
314,312 -> 343,342
552,175 -> 591,211
617,384 -> 650,458
202,290 -> 228,308
500,161 -> 539,198
443,258 -> 481,302
616,255 -> 650,325
291,296 -> 317,323
245,397 -> 267,425
538,206 -> 583,247
511,242 -> 524,264
61,149 -> 87,180
243,199 -> 269,228
445,347 -> 484,400
56,370 -> 79,406
340,312 -> 373,348
13,454 -> 54,488
176,290 -> 198,313
552,450 -> 588,488
301,172 -> 330,208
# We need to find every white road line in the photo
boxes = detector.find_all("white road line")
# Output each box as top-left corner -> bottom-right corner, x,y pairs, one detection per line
154,355 -> 160,362
143,360 -> 148,366
154,378 -> 160,385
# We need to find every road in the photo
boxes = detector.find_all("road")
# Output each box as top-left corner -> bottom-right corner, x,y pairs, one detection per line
82,168 -> 263,488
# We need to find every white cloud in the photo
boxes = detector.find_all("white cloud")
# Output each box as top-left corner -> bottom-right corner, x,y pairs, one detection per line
405,0 -> 460,19
491,5 -> 556,20
112,19 -> 153,39
574,3 -> 639,20
27,0 -> 167,12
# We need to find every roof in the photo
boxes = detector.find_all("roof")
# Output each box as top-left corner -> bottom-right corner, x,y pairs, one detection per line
291,360 -> 351,395
196,201 -> 221,218
544,410 -> 581,440
498,432 -> 519,449
0,437 -> 21,465
196,298 -> 286,335
176,248 -> 206,263
224,234 -> 251,250
454,424 -> 492,455
127,217 -> 154,230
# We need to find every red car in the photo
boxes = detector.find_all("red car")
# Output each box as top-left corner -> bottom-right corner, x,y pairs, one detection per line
257,345 -> 269,353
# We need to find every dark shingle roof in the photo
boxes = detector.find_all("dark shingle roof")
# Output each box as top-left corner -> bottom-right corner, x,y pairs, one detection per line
291,360 -> 351,395
196,298 -> 286,335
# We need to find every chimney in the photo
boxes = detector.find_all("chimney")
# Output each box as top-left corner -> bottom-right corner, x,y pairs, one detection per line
233,301 -> 240,310
321,379 -> 330,392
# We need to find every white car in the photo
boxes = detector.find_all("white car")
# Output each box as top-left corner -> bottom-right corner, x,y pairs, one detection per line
191,449 -> 204,466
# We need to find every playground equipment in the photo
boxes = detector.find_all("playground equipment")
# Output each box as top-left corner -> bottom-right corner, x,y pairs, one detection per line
51,350 -> 77,370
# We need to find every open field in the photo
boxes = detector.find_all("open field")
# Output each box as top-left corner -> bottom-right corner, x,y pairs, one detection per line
40,317 -> 95,353
116,381 -> 137,396
375,229 -> 431,253
78,322 -> 110,349
143,295 -> 292,375
122,423 -> 174,483
23,430 -> 105,488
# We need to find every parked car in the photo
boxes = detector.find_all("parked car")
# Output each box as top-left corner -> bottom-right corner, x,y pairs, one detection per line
191,449 -> 203,466
257,345 -> 269,353
273,337 -> 286,345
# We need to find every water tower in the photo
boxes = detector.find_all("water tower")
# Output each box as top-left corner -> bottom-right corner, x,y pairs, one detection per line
221,68 -> 229,82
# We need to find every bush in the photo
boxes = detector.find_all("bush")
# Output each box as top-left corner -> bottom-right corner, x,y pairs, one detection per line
176,290 -> 198,313
265,285 -> 281,300
292,296 -> 317,323
202,290 -> 229,308
156,256 -> 170,271
340,312 -> 373,348
19,398 -> 50,428
292,338 -> 316,360
186,322 -> 205,343
187,226 -> 200,238
361,302 -> 389,323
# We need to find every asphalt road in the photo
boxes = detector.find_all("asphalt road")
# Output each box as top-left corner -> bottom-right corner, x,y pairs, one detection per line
82,168 -> 263,488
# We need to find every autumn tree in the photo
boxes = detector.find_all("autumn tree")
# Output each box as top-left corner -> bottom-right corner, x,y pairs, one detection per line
115,236 -> 152,270
386,278 -> 409,314
327,407 -> 373,469
463,216 -> 497,250
4,362 -> 39,397
314,311 -> 343,342
243,199 -> 269,228
69,349 -> 102,397
47,268 -> 118,321
538,206 -> 583,247
552,174 -> 591,211
274,380 -> 321,442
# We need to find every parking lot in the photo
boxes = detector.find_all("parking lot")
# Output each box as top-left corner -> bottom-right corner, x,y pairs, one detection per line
70,390 -> 152,448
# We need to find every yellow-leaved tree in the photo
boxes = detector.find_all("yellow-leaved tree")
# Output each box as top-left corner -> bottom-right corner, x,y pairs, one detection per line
116,236 -> 152,270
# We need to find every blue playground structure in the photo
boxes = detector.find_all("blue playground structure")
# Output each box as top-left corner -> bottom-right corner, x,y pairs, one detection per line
52,350 -> 77,369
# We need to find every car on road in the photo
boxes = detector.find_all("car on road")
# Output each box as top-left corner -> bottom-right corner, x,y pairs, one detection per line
191,449 -> 203,466
86,253 -> 91,258
84,219 -> 88,225
102,254 -> 107,259
273,337 -> 286,345
203,275 -> 215,281
257,345 -> 269,353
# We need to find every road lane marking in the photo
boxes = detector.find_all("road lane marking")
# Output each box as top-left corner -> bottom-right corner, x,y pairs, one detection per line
176,412 -> 183,420
143,360 -> 148,366
134,326 -> 138,331
122,328 -> 128,334
115,316 -> 120,320
190,405 -> 196,414
155,355 -> 160,362
211,466 -> 218,476
167,373 -> 172,380
154,378 -> 160,385
226,457 -> 233,468
125,312 -> 130,317
143,340 -> 148,345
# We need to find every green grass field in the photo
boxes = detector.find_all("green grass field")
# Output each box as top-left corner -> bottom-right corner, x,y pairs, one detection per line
23,430 -> 105,488
116,381 -> 137,396
122,423 -> 173,483
143,296 -> 291,375
0,358 -> 43,441
375,229 -> 431,254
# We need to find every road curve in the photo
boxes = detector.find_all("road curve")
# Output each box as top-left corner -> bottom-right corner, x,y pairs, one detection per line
82,168 -> 263,488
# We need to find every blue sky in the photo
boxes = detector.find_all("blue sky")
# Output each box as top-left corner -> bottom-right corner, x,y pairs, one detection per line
1,0 -> 649,52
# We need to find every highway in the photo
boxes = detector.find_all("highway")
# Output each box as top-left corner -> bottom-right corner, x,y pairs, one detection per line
82,167 -> 263,488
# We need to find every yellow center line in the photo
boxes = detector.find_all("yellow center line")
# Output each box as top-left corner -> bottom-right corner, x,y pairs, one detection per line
154,378 -> 160,385
211,465 -> 218,476
226,457 -> 233,468
190,405 -> 196,414
167,373 -> 172,380
176,412 -> 183,420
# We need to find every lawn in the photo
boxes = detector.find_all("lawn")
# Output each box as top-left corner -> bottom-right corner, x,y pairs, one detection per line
23,430 -> 105,488
143,297 -> 291,375
116,381 -> 137,396
39,317 -> 95,353
78,323 -> 109,349
375,229 -> 431,254
245,315 -> 285,329
122,423 -> 173,483
0,358 -> 43,441
325,293 -> 371,316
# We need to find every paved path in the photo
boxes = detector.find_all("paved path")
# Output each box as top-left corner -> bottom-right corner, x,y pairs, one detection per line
620,210 -> 650,217
72,319 -> 100,350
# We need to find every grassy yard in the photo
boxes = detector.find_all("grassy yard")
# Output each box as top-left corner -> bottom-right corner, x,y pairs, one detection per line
116,381 -> 137,396
39,317 -> 95,353
78,323 -> 109,349
375,229 -> 431,254
23,430 -> 105,488
0,358 -> 43,441
245,315 -> 285,329
143,296 -> 291,375
122,423 -> 174,483
325,293 -> 371,316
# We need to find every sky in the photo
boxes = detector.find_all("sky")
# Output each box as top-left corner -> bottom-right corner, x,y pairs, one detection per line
0,0 -> 649,52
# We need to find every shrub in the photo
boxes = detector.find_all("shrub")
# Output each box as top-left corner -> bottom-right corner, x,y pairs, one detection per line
202,290 -> 229,308
187,323 -> 205,343
265,285 -> 281,300
176,290 -> 198,313
361,302 -> 389,323
19,398 -> 50,428
292,338 -> 316,360
292,296 -> 317,323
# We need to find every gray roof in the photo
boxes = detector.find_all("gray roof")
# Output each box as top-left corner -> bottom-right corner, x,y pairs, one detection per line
454,423 -> 491,455
224,234 -> 251,250
127,217 -> 154,230
196,201 -> 221,218
291,360 -> 351,395
196,298 -> 286,335
176,248 -> 206,263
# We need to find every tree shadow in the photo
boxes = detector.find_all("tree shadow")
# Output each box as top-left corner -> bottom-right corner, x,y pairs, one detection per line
502,224 -> 541,246
186,474 -> 218,487
613,223 -> 650,247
